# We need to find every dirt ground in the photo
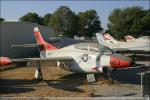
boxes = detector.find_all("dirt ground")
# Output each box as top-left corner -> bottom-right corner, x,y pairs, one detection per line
0,64 -> 143,97
0,64 -> 89,97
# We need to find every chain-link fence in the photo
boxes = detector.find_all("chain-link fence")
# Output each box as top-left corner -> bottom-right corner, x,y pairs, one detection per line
141,71 -> 150,97
86,70 -> 150,97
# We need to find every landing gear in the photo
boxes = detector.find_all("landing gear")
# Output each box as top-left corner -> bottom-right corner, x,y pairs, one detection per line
103,67 -> 114,84
107,71 -> 114,84
34,62 -> 43,80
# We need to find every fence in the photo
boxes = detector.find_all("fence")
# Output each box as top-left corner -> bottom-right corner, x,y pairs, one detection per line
141,71 -> 150,97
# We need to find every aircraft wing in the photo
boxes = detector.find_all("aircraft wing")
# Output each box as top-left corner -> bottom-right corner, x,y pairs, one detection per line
11,57 -> 73,63
11,44 -> 42,48
0,56 -> 73,66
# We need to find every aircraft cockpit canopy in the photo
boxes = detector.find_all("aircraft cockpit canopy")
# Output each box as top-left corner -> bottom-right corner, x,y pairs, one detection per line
74,43 -> 114,55
74,43 -> 99,52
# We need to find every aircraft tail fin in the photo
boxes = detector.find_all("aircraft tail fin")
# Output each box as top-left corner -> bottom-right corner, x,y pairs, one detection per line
124,35 -> 135,42
96,33 -> 107,45
34,27 -> 45,44
34,27 -> 58,58
103,33 -> 118,45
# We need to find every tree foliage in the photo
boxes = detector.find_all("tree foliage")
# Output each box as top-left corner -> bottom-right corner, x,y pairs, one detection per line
19,12 -> 42,25
18,7 -> 102,37
43,13 -> 51,26
0,18 -> 4,22
78,10 -> 102,37
141,10 -> 150,36
49,6 -> 80,37
108,6 -> 149,39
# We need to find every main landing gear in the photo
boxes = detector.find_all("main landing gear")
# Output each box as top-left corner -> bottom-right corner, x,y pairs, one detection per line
103,67 -> 115,84
34,62 -> 43,80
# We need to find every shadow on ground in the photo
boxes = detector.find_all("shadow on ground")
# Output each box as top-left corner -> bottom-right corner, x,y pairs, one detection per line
111,67 -> 147,85
0,66 -> 148,94
0,79 -> 40,94
0,86 -> 35,94
0,73 -> 86,94
0,79 -> 40,86
46,73 -> 86,93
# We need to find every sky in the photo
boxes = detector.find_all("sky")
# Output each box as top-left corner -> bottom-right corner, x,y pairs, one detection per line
1,0 -> 149,29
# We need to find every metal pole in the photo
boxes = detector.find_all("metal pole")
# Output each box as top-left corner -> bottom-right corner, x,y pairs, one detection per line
141,74 -> 143,97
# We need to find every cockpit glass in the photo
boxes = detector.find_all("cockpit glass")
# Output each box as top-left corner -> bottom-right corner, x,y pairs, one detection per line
74,43 -> 99,51
74,43 -> 113,55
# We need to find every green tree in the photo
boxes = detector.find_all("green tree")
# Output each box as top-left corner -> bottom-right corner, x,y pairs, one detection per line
43,13 -> 51,26
108,6 -> 149,39
19,12 -> 42,25
78,10 -> 102,37
49,6 -> 80,37
0,18 -> 5,22
141,10 -> 150,36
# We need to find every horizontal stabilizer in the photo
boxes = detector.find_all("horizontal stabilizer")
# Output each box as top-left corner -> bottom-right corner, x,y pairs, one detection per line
114,48 -> 150,54
11,44 -> 42,48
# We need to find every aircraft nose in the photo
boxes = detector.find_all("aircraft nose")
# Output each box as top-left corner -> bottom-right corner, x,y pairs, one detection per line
110,53 -> 132,69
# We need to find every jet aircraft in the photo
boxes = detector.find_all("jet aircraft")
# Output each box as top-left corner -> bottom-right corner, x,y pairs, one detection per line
96,33 -> 150,54
0,27 -> 135,80
125,35 -> 150,42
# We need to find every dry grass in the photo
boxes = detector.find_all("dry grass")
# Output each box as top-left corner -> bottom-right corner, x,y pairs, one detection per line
0,64 -> 142,97
0,65 -> 88,97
